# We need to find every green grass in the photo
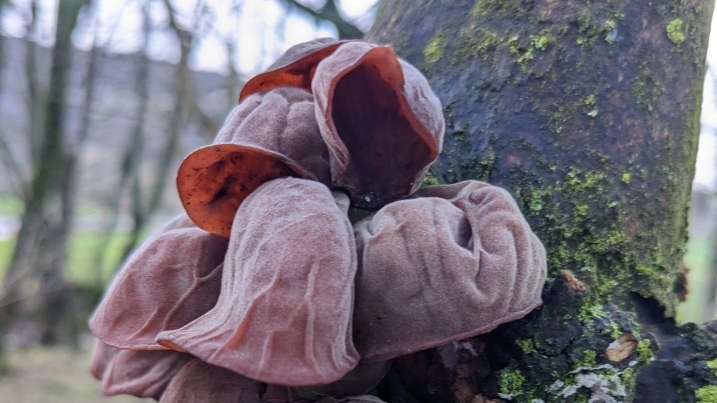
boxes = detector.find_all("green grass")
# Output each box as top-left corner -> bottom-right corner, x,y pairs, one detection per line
0,193 -> 152,285
0,230 -> 148,287
66,231 -> 144,285
0,344 -> 151,403
0,195 -> 23,216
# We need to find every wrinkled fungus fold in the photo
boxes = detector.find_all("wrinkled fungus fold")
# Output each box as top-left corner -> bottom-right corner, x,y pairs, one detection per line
291,360 -> 392,400
91,341 -> 193,400
158,177 -> 360,386
239,37 -> 349,102
160,358 -> 264,403
178,87 -> 331,237
353,181 -> 547,362
89,214 -> 227,350
313,41 -> 444,208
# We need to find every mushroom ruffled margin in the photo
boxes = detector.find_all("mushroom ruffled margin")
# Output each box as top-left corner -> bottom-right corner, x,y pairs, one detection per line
88,38 -> 547,402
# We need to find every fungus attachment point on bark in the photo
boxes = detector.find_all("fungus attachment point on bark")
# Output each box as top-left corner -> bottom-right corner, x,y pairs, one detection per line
178,87 -> 331,237
88,214 -> 227,350
158,177 -> 359,386
352,181 -> 547,362
239,38 -> 348,102
313,41 -> 444,208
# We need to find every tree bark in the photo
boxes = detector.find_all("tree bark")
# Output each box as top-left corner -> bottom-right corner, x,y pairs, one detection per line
367,0 -> 715,401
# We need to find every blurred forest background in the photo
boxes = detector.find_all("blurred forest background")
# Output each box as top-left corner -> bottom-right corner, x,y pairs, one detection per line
0,0 -> 714,401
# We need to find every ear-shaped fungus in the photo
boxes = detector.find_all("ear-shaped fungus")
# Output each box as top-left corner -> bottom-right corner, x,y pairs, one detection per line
353,181 -> 547,362
89,214 -> 227,350
239,37 -> 348,102
290,360 -> 392,401
312,41 -> 445,208
160,359 -> 264,403
90,341 -> 193,400
178,87 -> 331,237
158,177 -> 360,386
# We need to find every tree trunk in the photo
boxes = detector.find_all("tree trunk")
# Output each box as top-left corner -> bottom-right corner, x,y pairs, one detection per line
367,0 -> 715,401
2,0 -> 88,346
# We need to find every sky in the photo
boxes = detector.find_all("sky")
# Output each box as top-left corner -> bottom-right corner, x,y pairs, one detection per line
694,7 -> 717,191
0,0 -> 378,76
0,0 -> 716,189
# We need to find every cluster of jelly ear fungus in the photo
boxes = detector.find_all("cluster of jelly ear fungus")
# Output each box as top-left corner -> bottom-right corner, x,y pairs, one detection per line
88,38 -> 547,403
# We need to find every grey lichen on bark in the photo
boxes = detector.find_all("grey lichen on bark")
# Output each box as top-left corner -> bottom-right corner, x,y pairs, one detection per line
367,0 -> 716,401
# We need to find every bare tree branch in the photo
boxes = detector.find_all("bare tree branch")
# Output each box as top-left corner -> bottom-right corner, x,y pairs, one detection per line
0,134 -> 26,196
160,0 -> 219,136
280,0 -> 364,39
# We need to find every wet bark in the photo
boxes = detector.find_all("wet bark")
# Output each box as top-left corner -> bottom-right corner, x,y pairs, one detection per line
367,0 -> 715,401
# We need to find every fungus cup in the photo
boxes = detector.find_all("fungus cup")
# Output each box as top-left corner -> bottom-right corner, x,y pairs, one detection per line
90,341 -> 193,400
352,181 -> 547,361
158,177 -> 360,386
88,214 -> 227,350
290,360 -> 392,400
312,41 -> 444,208
178,87 -> 331,237
238,38 -> 349,102
159,359 -> 264,403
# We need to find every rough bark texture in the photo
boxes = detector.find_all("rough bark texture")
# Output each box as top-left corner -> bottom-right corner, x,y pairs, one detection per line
367,0 -> 715,402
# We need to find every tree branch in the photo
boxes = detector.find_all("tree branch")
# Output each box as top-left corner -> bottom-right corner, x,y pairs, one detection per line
281,0 -> 364,39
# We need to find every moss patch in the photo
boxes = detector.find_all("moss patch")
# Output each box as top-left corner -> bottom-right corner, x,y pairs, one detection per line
499,369 -> 526,398
666,18 -> 686,44
632,66 -> 657,111
696,385 -> 717,403
423,33 -> 445,64
637,339 -> 653,363
516,338 -> 537,354
706,358 -> 717,375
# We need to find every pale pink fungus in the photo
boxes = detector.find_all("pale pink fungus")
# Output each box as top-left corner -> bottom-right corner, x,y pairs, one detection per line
159,359 -> 264,403
290,360 -> 392,400
158,177 -> 359,386
90,341 -> 193,400
352,181 -> 547,362
177,87 -> 330,238
88,214 -> 227,350
238,37 -> 349,102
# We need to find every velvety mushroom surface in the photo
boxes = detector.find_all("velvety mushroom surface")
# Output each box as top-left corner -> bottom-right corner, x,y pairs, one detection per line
158,177 -> 360,386
160,359 -> 264,403
91,341 -> 193,400
291,360 -> 392,401
89,214 -> 227,350
313,41 -> 444,208
239,37 -> 348,102
178,87 -> 331,237
353,181 -> 547,362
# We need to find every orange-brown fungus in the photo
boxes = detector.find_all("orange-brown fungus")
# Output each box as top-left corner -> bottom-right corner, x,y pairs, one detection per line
313,42 -> 444,209
238,38 -> 345,102
177,145 -> 297,238
330,48 -> 435,208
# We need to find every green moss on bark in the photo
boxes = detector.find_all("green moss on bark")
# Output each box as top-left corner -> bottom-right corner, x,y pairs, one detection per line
696,386 -> 717,403
666,18 -> 686,44
368,0 -> 712,400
